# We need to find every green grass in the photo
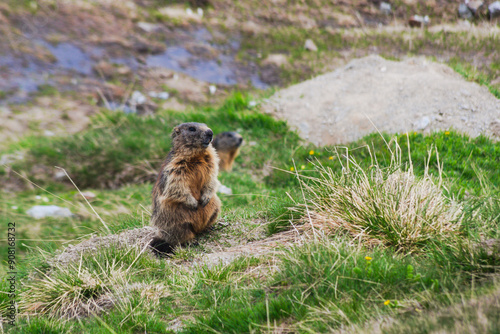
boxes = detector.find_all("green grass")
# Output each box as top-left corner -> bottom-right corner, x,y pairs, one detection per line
1,92 -> 499,333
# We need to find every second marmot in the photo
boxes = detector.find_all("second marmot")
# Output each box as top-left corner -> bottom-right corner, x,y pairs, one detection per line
150,122 -> 221,256
212,131 -> 243,171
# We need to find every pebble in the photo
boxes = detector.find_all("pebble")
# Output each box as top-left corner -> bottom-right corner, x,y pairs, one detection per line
27,205 -> 73,219
76,191 -> 97,200
489,1 -> 500,19
414,116 -> 430,130
148,91 -> 170,100
304,39 -> 318,52
380,2 -> 391,15
458,3 -> 473,19
209,85 -> 217,95
137,22 -> 160,33
409,15 -> 430,27
218,185 -> 233,195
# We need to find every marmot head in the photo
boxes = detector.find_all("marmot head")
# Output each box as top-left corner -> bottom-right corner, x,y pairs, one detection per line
212,132 -> 243,152
172,122 -> 214,151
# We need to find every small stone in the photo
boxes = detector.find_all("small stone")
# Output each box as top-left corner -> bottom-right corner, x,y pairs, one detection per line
409,15 -> 430,27
148,91 -> 170,100
458,3 -> 473,19
137,21 -> 161,33
27,205 -> 73,219
380,66 -> 387,72
197,7 -> 203,17
249,141 -> 257,146
467,0 -> 484,16
262,54 -> 289,67
11,206 -> 18,210
489,1 -> 500,20
209,85 -> 217,95
158,6 -> 202,23
380,2 -> 392,15
414,116 -> 430,130
44,130 -> 55,136
218,185 -> 232,195
248,100 -> 258,108
304,39 -> 318,52
54,170 -> 66,180
130,91 -> 147,105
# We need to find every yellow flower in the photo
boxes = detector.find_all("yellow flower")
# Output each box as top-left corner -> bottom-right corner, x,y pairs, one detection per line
309,150 -> 314,155
328,156 -> 334,160
384,300 -> 391,306
365,256 -> 372,261
413,132 -> 417,135
290,167 -> 294,171
445,131 -> 450,135
301,165 -> 306,170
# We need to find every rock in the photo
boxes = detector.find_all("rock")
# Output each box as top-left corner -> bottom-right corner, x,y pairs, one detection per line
409,15 -> 430,27
241,21 -> 264,35
27,205 -> 73,219
262,54 -> 289,67
466,0 -> 484,16
54,170 -> 67,181
137,21 -> 161,33
380,2 -> 392,15
304,39 -> 318,52
136,101 -> 158,115
76,191 -> 97,200
209,85 -> 217,95
130,91 -> 147,105
414,116 -> 430,130
489,1 -> 500,20
158,6 -> 202,23
148,91 -> 170,100
458,3 -> 474,19
218,185 -> 232,195
248,100 -> 258,108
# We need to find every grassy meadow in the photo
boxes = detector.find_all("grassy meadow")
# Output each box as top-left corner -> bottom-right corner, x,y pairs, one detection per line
0,91 -> 499,333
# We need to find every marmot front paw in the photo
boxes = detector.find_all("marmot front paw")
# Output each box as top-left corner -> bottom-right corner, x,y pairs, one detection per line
199,193 -> 212,207
185,196 -> 199,210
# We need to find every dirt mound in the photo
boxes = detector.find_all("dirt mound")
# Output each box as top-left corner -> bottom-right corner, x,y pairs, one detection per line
262,55 -> 500,146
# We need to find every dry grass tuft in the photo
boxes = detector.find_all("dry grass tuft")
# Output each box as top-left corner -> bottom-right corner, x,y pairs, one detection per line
293,139 -> 463,253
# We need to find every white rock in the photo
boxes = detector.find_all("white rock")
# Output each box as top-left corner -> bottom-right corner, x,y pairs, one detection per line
380,2 -> 391,15
248,100 -> 258,108
44,130 -> 55,136
11,206 -> 18,210
158,92 -> 170,100
197,7 -> 203,17
209,85 -> 217,95
304,39 -> 318,52
137,22 -> 160,33
218,185 -> 233,195
27,205 -> 73,219
415,116 -> 430,130
130,91 -> 147,105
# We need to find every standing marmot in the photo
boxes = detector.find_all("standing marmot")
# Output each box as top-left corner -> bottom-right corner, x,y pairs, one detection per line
150,122 -> 221,256
212,131 -> 243,171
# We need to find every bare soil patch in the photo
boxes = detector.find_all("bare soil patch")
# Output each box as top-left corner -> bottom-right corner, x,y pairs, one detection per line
263,55 -> 500,145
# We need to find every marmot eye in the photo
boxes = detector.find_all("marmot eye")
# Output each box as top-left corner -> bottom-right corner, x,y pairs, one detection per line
227,133 -> 233,137
188,127 -> 196,132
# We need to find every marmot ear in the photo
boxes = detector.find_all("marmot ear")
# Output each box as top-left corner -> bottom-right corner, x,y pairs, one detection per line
172,127 -> 180,139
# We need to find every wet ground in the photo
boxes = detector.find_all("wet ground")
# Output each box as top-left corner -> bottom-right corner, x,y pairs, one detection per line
0,26 -> 268,105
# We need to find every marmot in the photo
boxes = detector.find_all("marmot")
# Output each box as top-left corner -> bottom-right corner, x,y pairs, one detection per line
212,131 -> 243,171
150,122 -> 221,256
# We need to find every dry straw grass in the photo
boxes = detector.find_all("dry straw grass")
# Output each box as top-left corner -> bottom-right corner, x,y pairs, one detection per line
293,138 -> 463,253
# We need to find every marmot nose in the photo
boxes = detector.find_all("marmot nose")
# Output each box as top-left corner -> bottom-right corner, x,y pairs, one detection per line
238,137 -> 243,144
205,129 -> 213,141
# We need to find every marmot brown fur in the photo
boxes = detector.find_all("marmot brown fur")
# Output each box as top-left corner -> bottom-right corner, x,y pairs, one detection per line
212,131 -> 243,171
150,122 -> 221,256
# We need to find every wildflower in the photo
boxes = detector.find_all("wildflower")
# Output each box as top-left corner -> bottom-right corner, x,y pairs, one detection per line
413,132 -> 417,135
328,156 -> 334,160
445,131 -> 450,135
365,256 -> 372,261
290,167 -> 294,171
301,165 -> 306,170
384,300 -> 391,306
309,150 -> 314,155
